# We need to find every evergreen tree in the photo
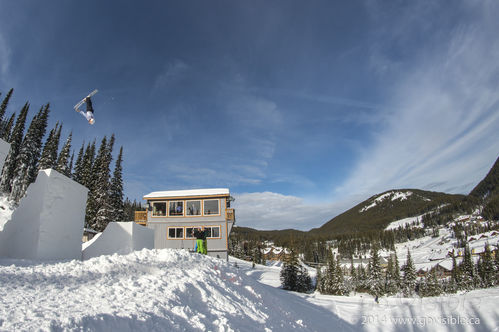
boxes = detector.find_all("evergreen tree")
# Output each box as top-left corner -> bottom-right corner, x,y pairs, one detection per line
67,152 -> 74,177
420,269 -> 442,297
392,251 -> 402,292
72,143 -> 85,183
296,265 -> 313,293
87,136 -> 114,231
316,265 -> 324,293
368,246 -> 384,297
55,132 -> 72,176
38,122 -> 61,170
402,249 -> 417,296
280,249 -> 299,291
460,245 -> 475,290
0,102 -> 29,193
2,112 -> 16,142
450,250 -> 461,292
349,257 -> 358,293
10,104 -> 49,202
109,146 -> 124,222
0,88 -> 13,137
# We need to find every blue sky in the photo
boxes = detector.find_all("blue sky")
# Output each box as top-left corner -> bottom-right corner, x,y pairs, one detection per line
1,1 -> 498,230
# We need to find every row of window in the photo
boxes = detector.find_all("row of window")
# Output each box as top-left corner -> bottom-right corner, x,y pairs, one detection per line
152,199 -> 220,217
167,226 -> 221,240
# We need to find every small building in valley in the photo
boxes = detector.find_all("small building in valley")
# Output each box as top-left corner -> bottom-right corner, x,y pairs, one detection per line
136,188 -> 236,260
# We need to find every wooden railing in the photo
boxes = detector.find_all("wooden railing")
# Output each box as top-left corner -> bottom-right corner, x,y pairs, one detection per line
226,208 -> 235,222
134,211 -> 147,225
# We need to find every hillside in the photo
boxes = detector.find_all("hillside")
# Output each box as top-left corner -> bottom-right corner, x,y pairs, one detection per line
470,155 -> 499,220
309,189 -> 465,236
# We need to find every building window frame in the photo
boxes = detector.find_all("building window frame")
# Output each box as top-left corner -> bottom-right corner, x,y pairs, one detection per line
167,227 -> 184,239
151,201 -> 167,217
169,201 -> 184,217
203,199 -> 220,216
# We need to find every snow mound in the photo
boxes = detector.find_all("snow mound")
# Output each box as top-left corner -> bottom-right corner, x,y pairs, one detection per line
0,249 -> 350,331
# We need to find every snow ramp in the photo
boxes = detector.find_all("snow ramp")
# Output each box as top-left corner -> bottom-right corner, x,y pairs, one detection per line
82,222 -> 154,260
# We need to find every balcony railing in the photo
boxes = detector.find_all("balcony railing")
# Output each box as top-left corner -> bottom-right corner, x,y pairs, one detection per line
134,211 -> 147,225
226,208 -> 235,222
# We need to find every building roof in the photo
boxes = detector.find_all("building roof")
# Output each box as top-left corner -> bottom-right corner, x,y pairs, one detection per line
144,188 -> 230,200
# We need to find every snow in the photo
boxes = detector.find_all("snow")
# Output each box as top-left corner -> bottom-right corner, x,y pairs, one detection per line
0,169 -> 88,260
359,191 -> 414,213
82,222 -> 154,260
385,215 -> 423,230
1,249 -> 498,331
144,188 -> 229,199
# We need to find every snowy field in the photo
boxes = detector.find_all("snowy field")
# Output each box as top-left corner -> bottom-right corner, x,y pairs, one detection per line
1,249 -> 498,331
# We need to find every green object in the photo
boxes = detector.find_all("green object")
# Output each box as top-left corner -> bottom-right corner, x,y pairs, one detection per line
196,239 -> 207,254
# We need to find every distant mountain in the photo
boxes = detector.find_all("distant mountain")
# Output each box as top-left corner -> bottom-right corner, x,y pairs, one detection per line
232,154 -> 499,241
470,155 -> 499,220
309,189 -> 465,236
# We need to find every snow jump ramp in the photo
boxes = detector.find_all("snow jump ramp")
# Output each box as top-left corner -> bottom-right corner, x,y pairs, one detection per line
82,222 -> 154,260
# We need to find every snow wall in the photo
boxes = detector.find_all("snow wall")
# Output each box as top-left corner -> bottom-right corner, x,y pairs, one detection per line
0,169 -> 88,260
0,138 -> 10,170
82,222 -> 154,260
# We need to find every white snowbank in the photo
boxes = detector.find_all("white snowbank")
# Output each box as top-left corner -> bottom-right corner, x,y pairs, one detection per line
1,249 -> 498,331
82,222 -> 154,260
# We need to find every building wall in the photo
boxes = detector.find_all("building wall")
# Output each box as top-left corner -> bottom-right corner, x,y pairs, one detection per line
146,196 -> 233,260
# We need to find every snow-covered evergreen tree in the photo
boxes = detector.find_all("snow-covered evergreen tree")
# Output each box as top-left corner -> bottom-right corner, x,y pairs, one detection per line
480,243 -> 496,287
402,249 -> 417,296
109,146 -> 124,221
86,136 -> 114,231
0,102 -> 29,193
420,269 -> 442,297
1,113 -> 16,142
460,245 -> 475,290
0,88 -> 13,137
280,249 -> 299,291
55,132 -> 72,177
368,246 -> 384,297
10,104 -> 49,202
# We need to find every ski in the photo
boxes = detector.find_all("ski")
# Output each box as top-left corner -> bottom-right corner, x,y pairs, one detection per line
74,89 -> 98,111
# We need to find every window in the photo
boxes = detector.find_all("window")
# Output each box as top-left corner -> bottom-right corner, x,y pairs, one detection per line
186,200 -> 201,216
185,227 -> 195,239
205,226 -> 221,238
203,199 -> 219,215
169,201 -> 184,216
168,227 -> 184,239
152,202 -> 166,217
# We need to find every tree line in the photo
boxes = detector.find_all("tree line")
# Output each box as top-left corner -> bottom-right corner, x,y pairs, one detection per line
0,88 -> 139,231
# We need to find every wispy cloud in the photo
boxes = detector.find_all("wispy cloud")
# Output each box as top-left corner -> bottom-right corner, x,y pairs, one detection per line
0,32 -> 11,83
337,1 -> 499,198
152,59 -> 190,93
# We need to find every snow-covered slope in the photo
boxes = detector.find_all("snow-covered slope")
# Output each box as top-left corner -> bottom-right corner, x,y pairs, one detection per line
0,249 -> 351,331
1,249 -> 498,331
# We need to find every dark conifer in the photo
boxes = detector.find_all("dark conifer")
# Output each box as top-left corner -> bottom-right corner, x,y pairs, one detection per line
109,147 -> 124,221
0,102 -> 29,193
2,112 -> 16,142
56,132 -> 72,176
10,104 -> 49,202
402,249 -> 417,296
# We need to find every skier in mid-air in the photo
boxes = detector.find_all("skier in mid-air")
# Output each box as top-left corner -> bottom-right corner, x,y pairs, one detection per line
74,89 -> 98,125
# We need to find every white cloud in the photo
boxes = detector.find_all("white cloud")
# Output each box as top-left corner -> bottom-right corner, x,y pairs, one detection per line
338,2 -> 499,198
233,191 -> 356,231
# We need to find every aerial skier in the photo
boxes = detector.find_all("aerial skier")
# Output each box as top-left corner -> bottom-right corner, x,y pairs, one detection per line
74,89 -> 98,125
